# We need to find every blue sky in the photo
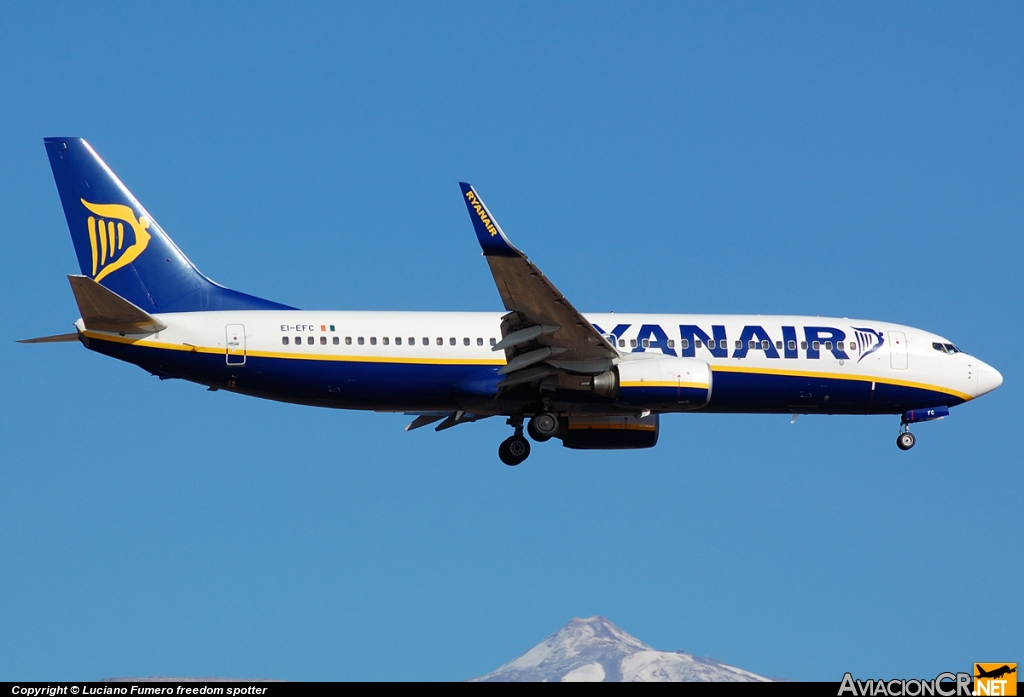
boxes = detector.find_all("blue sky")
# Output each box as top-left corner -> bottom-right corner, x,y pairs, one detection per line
1,1 -> 1020,681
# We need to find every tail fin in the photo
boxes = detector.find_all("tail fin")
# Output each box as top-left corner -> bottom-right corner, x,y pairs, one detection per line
43,138 -> 294,313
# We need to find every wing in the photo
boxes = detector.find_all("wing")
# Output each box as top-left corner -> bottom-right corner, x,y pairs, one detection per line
459,183 -> 618,390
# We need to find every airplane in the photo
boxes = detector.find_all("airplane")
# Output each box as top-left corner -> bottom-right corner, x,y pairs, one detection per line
22,137 -> 1003,465
975,665 -> 1016,680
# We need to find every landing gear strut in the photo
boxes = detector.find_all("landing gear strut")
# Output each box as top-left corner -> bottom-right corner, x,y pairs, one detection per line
498,416 -> 531,466
896,422 -> 916,451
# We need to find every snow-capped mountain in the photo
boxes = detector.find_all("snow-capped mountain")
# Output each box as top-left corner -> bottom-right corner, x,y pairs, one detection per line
471,616 -> 775,682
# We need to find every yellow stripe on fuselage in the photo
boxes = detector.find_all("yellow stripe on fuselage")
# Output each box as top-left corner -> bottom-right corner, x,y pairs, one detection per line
619,381 -> 709,389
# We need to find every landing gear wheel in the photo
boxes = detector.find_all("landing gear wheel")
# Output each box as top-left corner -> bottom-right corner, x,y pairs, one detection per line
527,413 -> 559,442
896,432 -> 916,451
498,435 -> 531,466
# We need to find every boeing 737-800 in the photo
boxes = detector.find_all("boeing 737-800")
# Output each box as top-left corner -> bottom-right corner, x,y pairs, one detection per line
23,138 -> 1002,465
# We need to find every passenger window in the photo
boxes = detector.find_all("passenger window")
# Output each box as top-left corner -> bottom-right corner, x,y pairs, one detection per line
788,340 -> 796,350
761,340 -> 769,350
320,336 -> 327,345
680,339 -> 689,349
619,339 -> 626,348
490,338 -> 496,346
409,338 -> 415,346
695,339 -> 702,348
358,337 -> 365,345
436,337 -> 443,346
837,341 -> 844,350
477,337 -> 483,346
333,336 -> 340,345
307,336 -> 314,345
370,337 -> 377,345
383,337 -> 389,345
668,340 -> 675,348
641,339 -> 649,348
812,341 -> 820,350
447,337 -> 454,346
464,337 -> 470,346
423,338 -> 429,345
282,337 -> 289,345
630,339 -> 637,348
801,341 -> 807,350
824,341 -> 832,350
706,339 -> 715,349
748,340 -> 756,349
735,340 -> 743,349
294,336 -> 301,345
346,337 -> 352,345
776,341 -> 782,350
395,337 -> 402,346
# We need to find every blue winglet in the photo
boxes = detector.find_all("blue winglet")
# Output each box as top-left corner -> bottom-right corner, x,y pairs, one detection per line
459,182 -> 521,257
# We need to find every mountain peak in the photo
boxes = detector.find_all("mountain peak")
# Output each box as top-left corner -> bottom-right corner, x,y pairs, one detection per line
471,617 -> 774,682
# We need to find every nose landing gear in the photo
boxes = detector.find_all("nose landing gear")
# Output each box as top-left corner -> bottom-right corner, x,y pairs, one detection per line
896,422 -> 916,451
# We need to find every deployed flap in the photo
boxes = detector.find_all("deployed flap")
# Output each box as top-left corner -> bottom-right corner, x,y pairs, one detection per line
67,275 -> 167,334
459,183 -> 617,372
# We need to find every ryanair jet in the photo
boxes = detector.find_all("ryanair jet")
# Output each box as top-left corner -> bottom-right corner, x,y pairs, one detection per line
23,138 -> 1003,465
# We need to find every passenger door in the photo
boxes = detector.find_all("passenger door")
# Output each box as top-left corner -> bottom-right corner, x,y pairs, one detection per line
889,331 -> 908,370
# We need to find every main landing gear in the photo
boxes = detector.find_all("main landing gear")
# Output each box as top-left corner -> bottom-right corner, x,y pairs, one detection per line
498,413 -> 559,465
498,415 -> 531,466
526,412 -> 559,442
896,422 -> 916,451
498,434 -> 531,466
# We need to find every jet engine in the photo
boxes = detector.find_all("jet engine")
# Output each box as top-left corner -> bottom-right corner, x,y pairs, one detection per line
615,357 -> 711,409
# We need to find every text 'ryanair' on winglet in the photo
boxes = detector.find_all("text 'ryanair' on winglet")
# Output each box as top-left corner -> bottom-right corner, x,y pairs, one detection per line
459,182 -> 521,257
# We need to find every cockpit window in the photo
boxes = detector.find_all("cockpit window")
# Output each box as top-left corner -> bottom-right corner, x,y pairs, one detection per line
932,342 -> 962,355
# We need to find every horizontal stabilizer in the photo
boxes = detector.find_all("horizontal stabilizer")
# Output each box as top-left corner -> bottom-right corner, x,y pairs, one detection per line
17,332 -> 80,344
68,275 -> 167,334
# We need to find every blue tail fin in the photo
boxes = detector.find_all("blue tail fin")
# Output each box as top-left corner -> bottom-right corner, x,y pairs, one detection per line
44,138 -> 294,313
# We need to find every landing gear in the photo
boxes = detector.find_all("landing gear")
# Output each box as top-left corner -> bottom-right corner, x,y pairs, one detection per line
896,419 -> 917,451
527,413 -> 559,442
499,415 -> 533,465
498,435 -> 531,466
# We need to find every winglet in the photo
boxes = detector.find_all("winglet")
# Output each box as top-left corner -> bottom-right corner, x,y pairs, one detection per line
459,182 -> 521,257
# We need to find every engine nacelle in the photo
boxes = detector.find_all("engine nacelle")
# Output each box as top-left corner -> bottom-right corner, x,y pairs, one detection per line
559,414 -> 659,450
615,357 -> 711,409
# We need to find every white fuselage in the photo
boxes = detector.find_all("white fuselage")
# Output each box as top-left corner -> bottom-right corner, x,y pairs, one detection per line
76,310 -> 1001,415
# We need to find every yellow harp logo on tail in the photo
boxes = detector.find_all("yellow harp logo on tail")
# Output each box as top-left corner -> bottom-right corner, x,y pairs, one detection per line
81,199 -> 152,283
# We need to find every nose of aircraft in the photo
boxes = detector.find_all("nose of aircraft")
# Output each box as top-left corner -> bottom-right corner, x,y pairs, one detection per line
976,360 -> 1003,397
